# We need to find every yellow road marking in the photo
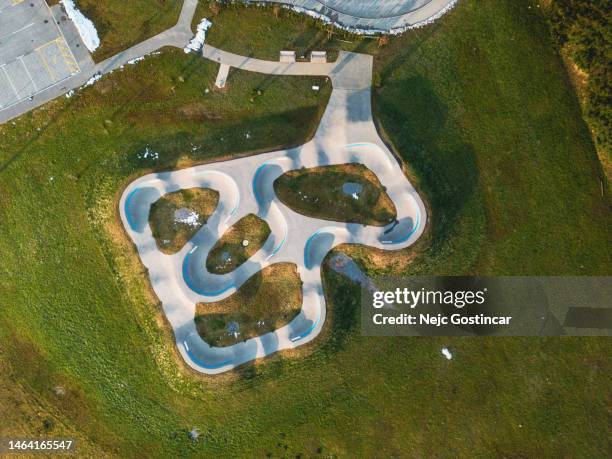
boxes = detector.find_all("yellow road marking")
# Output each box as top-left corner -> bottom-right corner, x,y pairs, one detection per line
55,37 -> 80,74
34,38 -> 58,53
35,38 -> 80,80
12,0 -> 26,5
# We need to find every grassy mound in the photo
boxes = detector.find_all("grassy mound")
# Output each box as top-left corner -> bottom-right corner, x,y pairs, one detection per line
149,187 -> 219,254
195,263 -> 302,346
206,214 -> 271,274
274,163 -> 397,226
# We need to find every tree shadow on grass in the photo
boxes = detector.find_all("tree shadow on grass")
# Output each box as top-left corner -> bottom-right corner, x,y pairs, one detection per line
374,75 -> 479,246
319,256 -> 362,354
375,24 -> 441,87
116,106 -> 326,180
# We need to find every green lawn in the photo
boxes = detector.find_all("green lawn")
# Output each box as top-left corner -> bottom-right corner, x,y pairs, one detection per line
195,263 -> 302,346
200,2 -> 380,61
0,1 -> 610,457
206,213 -> 271,274
76,0 -> 183,61
149,187 -> 219,254
274,163 -> 397,226
367,0 -> 610,276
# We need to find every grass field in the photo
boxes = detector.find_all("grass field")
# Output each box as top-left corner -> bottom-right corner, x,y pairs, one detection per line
206,213 -> 271,274
274,163 -> 397,226
200,2 -> 380,61
195,263 -> 302,346
365,0 -> 610,276
0,0 -> 610,457
75,0 -> 183,61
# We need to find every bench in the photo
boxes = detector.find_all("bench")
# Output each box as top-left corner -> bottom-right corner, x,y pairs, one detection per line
310,51 -> 327,64
279,50 -> 296,63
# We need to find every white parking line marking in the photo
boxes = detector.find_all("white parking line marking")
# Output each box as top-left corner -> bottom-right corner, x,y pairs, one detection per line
1,66 -> 19,98
0,71 -> 74,112
18,56 -> 38,91
0,22 -> 34,42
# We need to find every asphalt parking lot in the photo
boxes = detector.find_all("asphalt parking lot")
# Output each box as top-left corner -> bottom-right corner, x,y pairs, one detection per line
0,0 -> 79,109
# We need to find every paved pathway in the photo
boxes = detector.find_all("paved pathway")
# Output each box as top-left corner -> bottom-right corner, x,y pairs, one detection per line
120,49 -> 427,373
214,63 -> 230,88
0,0 -> 198,124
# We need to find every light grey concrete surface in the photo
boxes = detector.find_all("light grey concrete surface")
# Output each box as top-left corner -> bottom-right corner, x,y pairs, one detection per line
1,0 -> 58,63
0,0 -> 198,124
0,0 -> 81,110
120,49 -> 427,374
260,0 -> 457,33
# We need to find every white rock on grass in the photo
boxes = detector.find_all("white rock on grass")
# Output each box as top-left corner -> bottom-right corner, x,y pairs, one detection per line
60,0 -> 100,52
127,56 -> 146,65
174,208 -> 200,227
83,73 -> 102,87
441,347 -> 453,360
184,19 -> 212,53
138,147 -> 159,160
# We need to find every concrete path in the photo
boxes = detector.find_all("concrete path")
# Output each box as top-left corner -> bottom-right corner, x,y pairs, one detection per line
214,63 -> 230,88
120,49 -> 427,374
0,0 -> 198,124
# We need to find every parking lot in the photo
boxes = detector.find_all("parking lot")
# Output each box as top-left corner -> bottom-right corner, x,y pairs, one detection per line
0,0 -> 80,109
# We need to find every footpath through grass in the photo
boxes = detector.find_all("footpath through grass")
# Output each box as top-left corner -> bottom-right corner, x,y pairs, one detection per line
0,1 -> 610,457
